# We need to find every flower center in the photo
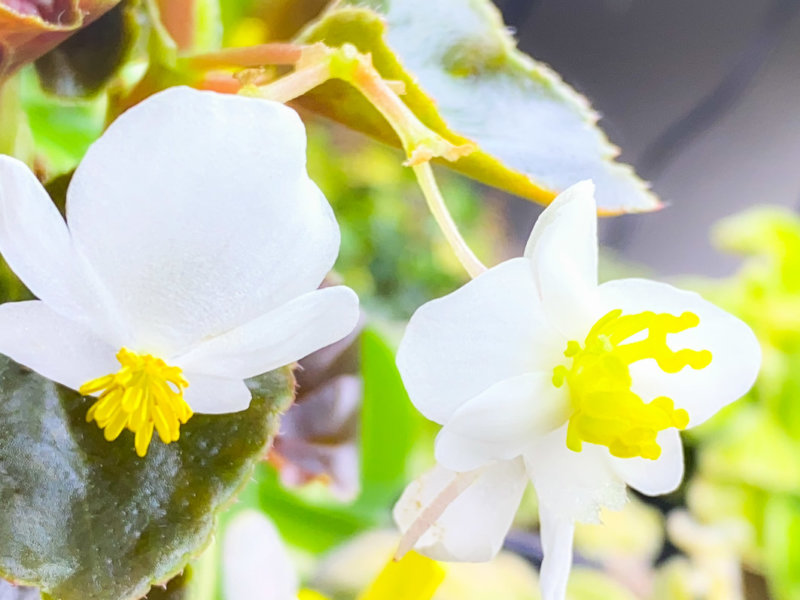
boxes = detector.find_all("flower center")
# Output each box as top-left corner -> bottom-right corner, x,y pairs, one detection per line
552,309 -> 712,460
80,348 -> 192,457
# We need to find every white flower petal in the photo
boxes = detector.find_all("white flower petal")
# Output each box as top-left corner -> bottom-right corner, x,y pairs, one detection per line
175,286 -> 358,380
524,180 -> 600,340
0,300 -> 118,391
393,460 -> 527,562
598,278 -> 761,427
182,373 -> 251,414
611,428 -> 684,496
223,510 -> 298,600
435,372 -> 569,472
67,87 -> 340,356
0,156 -> 103,325
524,427 -> 627,523
538,507 -> 575,600
397,258 -> 563,425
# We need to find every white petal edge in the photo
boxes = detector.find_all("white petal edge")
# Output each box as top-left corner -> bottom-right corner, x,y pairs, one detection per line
182,373 -> 251,414
435,372 -> 569,472
0,156 -> 103,326
524,426 -> 627,524
0,300 -> 118,391
598,278 -> 761,427
223,510 -> 299,600
67,87 -> 341,356
538,507 -> 575,600
175,286 -> 359,380
524,180 -> 601,340
393,460 -> 527,562
611,428 -> 685,496
397,257 -> 564,425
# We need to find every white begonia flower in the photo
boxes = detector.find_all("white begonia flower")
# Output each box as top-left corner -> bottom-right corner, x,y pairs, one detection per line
393,181 -> 761,600
0,86 -> 359,457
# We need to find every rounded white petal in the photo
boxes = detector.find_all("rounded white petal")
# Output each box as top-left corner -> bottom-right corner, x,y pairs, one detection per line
538,507 -> 575,600
435,372 -> 569,472
393,460 -> 527,562
67,87 -> 340,356
524,427 -> 627,523
611,428 -> 684,496
598,278 -> 761,427
524,180 -> 600,340
0,156 -> 109,327
0,300 -> 118,391
397,258 -> 563,425
175,286 -> 359,380
223,510 -> 298,600
182,373 -> 251,414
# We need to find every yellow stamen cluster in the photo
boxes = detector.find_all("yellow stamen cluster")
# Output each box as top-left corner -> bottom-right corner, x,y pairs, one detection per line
81,348 -> 192,457
358,552 -> 445,600
553,309 -> 712,460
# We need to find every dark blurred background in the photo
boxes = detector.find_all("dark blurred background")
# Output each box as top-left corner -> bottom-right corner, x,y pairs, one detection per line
495,0 -> 800,277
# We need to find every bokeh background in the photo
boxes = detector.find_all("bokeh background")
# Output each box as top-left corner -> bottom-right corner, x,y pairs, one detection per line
496,0 -> 800,276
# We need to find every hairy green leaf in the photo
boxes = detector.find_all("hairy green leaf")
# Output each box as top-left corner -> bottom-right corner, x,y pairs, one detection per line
296,0 -> 657,214
0,358 -> 294,600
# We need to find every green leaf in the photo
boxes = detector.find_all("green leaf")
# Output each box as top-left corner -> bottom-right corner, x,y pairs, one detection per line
34,1 -> 141,98
296,0 -> 657,214
20,69 -> 106,177
0,357 -> 294,600
764,494 -> 800,600
144,569 -> 193,600
358,327 -> 418,511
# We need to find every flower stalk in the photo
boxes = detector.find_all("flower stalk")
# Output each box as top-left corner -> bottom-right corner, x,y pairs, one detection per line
220,42 -> 484,278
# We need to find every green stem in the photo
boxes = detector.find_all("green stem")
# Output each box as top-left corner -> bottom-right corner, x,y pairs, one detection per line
243,43 -> 484,278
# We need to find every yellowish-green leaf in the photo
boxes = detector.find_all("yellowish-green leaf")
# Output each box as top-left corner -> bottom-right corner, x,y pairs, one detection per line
296,0 -> 658,214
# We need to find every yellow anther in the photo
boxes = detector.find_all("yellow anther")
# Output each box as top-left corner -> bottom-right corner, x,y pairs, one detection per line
554,309 -> 711,460
359,552 -> 445,600
81,348 -> 192,457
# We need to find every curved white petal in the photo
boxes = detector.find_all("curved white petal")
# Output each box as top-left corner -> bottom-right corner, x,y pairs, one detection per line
524,180 -> 600,340
538,507 -> 575,600
0,300 -> 118,391
397,258 -> 563,425
175,286 -> 358,380
0,156 -> 106,326
524,427 -> 627,524
611,428 -> 684,496
435,372 -> 569,472
598,278 -> 761,427
223,510 -> 298,600
67,87 -> 340,356
182,373 -> 251,414
393,460 -> 527,562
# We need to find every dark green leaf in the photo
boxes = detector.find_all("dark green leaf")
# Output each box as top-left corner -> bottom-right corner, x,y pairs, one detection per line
144,569 -> 192,600
34,1 -> 141,98
296,0 -> 657,214
0,357 -> 294,600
